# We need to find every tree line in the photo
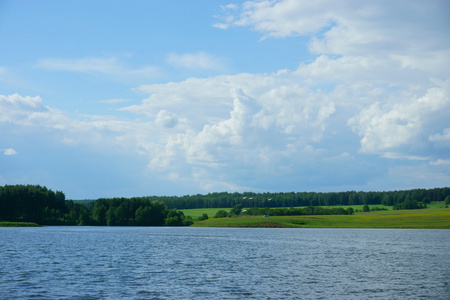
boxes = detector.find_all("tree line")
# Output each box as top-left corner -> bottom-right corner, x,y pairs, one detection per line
0,185 -> 192,226
142,188 -> 450,209
213,204 -> 354,218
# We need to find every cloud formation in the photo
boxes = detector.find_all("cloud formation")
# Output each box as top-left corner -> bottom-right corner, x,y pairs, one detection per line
2,1 -> 449,196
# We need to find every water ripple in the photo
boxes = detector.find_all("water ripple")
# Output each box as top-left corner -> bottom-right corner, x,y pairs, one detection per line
0,227 -> 449,299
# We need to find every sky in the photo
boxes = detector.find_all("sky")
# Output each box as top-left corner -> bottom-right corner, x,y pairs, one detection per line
1,0 -> 449,199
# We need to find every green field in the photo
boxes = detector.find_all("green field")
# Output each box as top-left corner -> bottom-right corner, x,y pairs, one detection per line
180,208 -> 230,219
180,204 -> 393,219
428,201 -> 449,209
188,208 -> 450,229
0,222 -> 41,227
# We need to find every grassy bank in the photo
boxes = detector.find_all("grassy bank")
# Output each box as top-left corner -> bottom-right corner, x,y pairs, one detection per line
0,221 -> 41,227
191,208 -> 450,229
181,204 -> 394,219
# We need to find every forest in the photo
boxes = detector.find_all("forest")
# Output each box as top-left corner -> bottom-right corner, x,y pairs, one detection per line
142,187 -> 450,209
0,185 -> 192,226
1,185 -> 449,226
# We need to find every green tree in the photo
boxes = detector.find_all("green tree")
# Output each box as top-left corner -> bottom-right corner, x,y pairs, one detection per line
165,209 -> 192,226
106,207 -> 116,226
214,210 -> 228,218
362,204 -> 370,212
230,204 -> 242,216
445,195 -> 450,205
78,209 -> 91,226
92,205 -> 107,225
198,213 -> 209,221
135,206 -> 153,226
115,204 -> 128,226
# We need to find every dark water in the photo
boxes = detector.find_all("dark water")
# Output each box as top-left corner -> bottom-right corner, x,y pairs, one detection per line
0,227 -> 449,299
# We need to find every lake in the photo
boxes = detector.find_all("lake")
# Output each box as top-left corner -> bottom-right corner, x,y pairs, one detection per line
1,227 -> 449,299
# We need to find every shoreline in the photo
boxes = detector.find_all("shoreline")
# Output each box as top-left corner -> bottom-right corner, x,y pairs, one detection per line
3,208 -> 449,229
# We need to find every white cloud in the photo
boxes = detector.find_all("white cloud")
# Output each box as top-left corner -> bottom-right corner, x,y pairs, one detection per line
121,71 -> 340,191
0,93 -> 42,108
294,55 -> 429,86
348,83 -> 449,154
220,0 -> 450,81
98,98 -> 132,104
430,128 -> 450,142
166,52 -> 228,72
213,3 -> 239,29
211,0 -> 450,176
37,56 -> 160,81
155,110 -> 179,128
0,93 -> 157,153
20,52 -> 448,192
222,0 -> 450,53
1,68 -> 342,192
222,4 -> 238,10
3,148 -> 17,155
430,159 -> 450,166
212,23 -> 230,30
381,153 -> 429,161
231,0 -> 338,38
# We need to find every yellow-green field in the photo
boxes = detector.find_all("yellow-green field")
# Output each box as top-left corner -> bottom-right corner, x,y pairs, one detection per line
190,208 -> 450,229
0,222 -> 40,227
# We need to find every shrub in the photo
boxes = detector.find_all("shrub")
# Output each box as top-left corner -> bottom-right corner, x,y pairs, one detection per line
198,213 -> 209,221
214,210 -> 228,218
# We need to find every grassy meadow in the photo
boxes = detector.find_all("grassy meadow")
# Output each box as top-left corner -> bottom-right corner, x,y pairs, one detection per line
182,204 -> 450,229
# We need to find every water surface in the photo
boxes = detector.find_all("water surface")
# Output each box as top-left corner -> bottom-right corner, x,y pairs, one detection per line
1,227 -> 449,299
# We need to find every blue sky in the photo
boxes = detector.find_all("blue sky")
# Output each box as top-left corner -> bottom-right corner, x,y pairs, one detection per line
1,0 -> 449,199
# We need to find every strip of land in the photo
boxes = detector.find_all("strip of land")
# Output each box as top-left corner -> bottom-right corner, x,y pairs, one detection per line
0,222 -> 40,227
191,208 -> 450,229
2,208 -> 448,229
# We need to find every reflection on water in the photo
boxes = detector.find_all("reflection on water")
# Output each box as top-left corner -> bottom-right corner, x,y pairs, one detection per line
1,227 -> 449,299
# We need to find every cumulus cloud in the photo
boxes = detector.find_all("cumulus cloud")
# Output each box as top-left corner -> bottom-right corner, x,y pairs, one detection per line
121,70 -> 341,191
155,110 -> 179,128
144,0 -> 449,189
348,82 -> 450,154
213,0 -> 450,169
